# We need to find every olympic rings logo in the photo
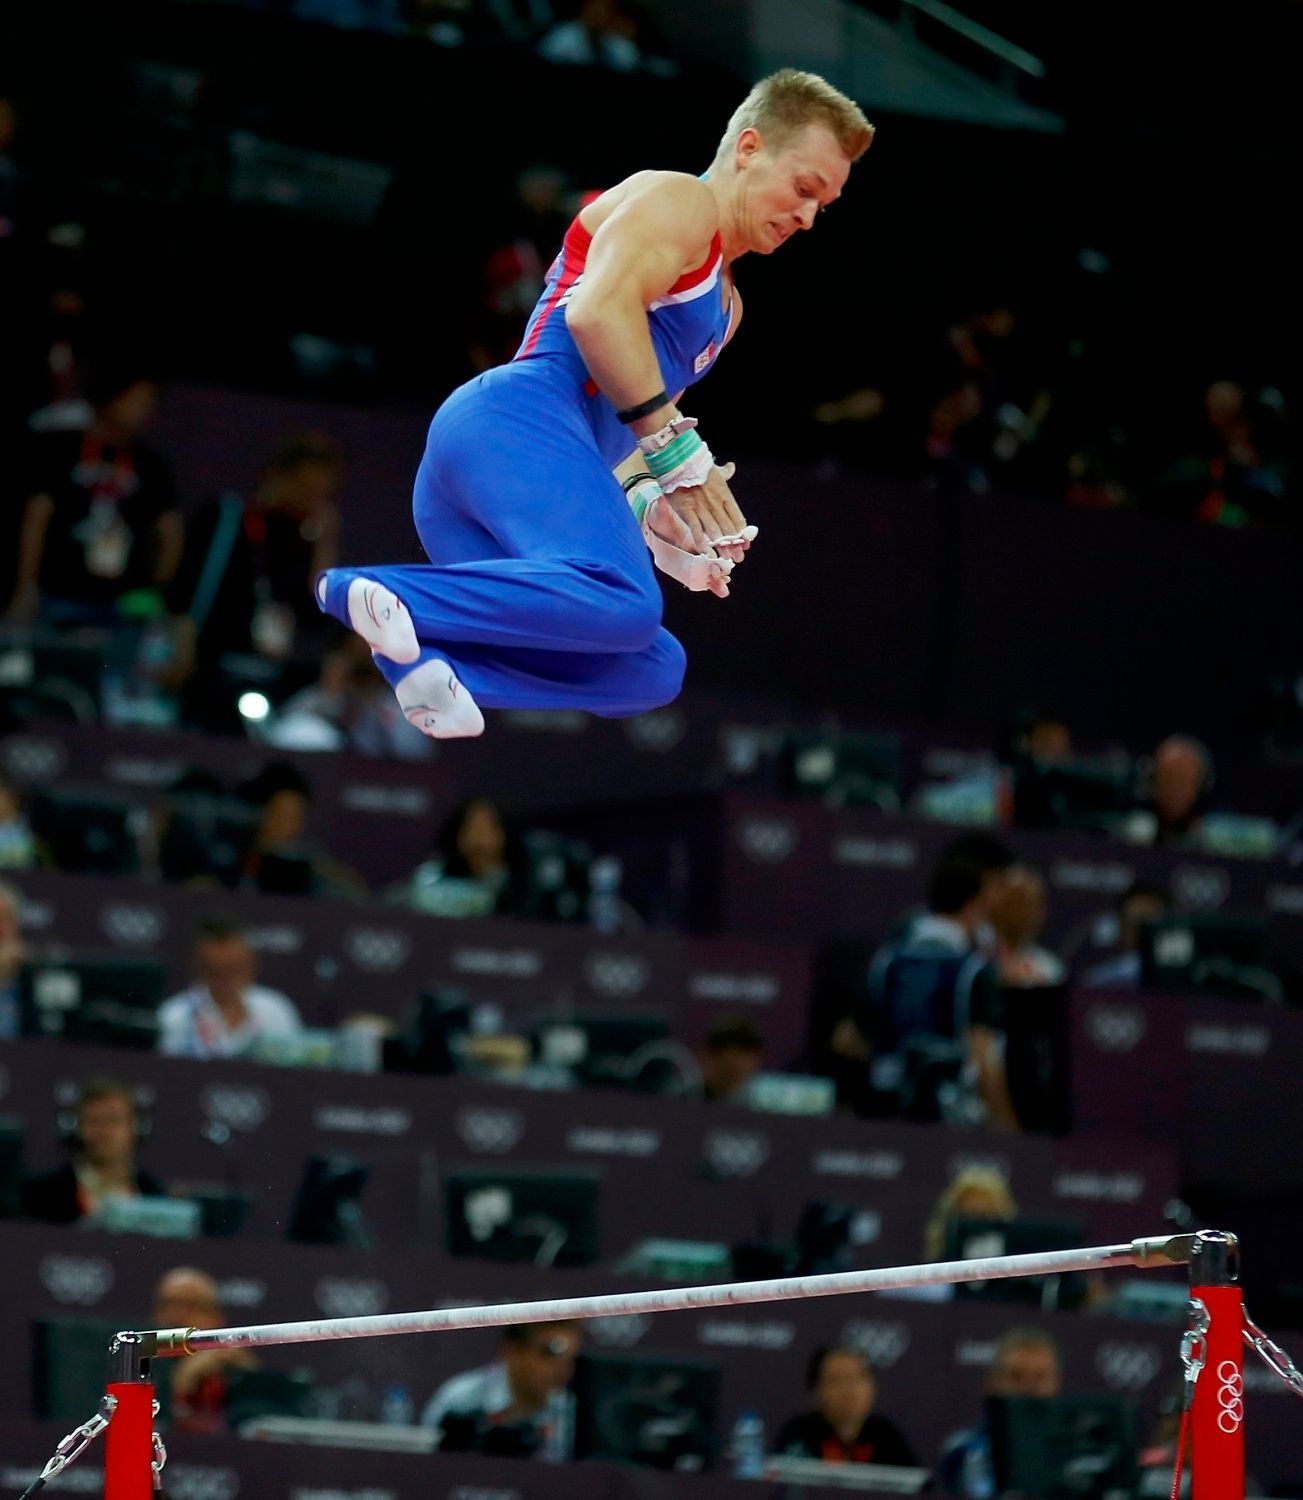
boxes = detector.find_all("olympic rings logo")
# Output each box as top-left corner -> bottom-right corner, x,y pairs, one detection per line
1216,1360 -> 1244,1433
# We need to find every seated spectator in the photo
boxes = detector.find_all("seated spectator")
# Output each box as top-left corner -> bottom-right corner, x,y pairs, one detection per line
1142,734 -> 1213,846
237,761 -> 367,898
989,865 -> 1065,988
697,1015 -> 766,1102
420,1321 -> 582,1461
152,1267 -> 258,1434
1079,881 -> 1170,990
169,431 -> 344,731
923,1166 -> 1018,1263
0,878 -> 25,1038
0,771 -> 35,868
848,848 -> 1018,1129
265,634 -> 433,760
393,797 -> 525,917
158,916 -> 303,1059
888,1167 -> 1017,1305
1157,379 -> 1288,530
23,1076 -> 167,1223
538,0 -> 642,71
773,1345 -> 917,1467
7,354 -> 182,625
936,1328 -> 1061,1498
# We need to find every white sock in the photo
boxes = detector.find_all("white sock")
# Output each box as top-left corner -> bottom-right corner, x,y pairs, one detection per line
395,658 -> 485,740
345,577 -> 419,664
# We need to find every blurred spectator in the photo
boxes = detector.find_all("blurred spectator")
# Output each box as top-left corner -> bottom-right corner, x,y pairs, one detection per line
7,356 -> 182,624
266,634 -> 434,760
1158,379 -> 1288,529
1079,880 -> 1170,990
469,166 -> 572,371
697,1015 -> 766,1103
402,0 -> 490,46
237,761 -> 368,898
291,0 -> 403,31
922,1166 -> 1018,1262
989,865 -> 1065,987
890,1167 -> 1017,1305
393,797 -> 525,917
844,846 -> 1018,1129
0,878 -> 24,1038
935,1328 -> 1062,1498
1143,734 -> 1213,846
157,915 -> 303,1059
773,1345 -> 917,1467
538,0 -> 642,71
0,771 -> 35,868
152,1267 -> 259,1434
1006,709 -> 1073,768
22,1076 -> 166,1223
420,1321 -> 583,1460
923,378 -> 988,492
169,432 -> 344,729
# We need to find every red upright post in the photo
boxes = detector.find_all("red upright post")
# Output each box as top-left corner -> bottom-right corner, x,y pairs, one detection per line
1189,1231 -> 1245,1500
102,1332 -> 155,1500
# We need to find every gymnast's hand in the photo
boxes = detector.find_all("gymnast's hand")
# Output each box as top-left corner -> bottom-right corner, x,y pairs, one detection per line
645,498 -> 732,599
666,463 -> 753,564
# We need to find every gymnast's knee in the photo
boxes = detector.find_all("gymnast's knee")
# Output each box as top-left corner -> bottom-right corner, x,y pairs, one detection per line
638,632 -> 687,709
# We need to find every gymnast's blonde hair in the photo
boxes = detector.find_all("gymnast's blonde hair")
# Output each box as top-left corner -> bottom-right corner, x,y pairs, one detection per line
715,69 -> 875,164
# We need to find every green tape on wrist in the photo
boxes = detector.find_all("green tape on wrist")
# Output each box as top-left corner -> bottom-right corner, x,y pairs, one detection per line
643,429 -> 704,479
626,478 -> 661,525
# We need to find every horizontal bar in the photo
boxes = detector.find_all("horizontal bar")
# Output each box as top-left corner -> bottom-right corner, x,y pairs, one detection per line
151,1234 -> 1193,1358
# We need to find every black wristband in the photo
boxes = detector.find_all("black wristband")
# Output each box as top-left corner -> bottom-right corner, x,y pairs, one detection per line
621,471 -> 657,493
616,390 -> 671,425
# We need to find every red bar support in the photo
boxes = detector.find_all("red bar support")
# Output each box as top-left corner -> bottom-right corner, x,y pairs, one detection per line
103,1333 -> 155,1500
1189,1233 -> 1245,1500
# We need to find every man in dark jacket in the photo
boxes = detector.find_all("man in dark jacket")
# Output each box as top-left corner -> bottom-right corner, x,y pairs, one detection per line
23,1076 -> 166,1223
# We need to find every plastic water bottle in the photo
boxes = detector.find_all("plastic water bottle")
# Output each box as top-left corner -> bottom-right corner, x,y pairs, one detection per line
730,1410 -> 767,1479
380,1384 -> 415,1426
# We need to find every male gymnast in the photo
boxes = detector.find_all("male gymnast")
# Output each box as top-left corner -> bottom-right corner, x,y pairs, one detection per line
315,69 -> 874,737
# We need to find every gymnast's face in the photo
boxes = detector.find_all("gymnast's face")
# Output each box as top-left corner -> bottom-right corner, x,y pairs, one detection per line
735,122 -> 851,254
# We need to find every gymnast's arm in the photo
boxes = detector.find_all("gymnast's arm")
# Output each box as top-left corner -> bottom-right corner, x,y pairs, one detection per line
566,175 -> 714,439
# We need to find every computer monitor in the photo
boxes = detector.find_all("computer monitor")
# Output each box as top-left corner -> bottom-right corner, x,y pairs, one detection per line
0,626 -> 109,727
947,1216 -> 1087,1310
776,729 -> 901,811
157,792 -> 258,887
20,956 -> 169,1048
0,1118 -> 24,1218
517,831 -> 594,924
31,787 -> 141,875
1139,914 -> 1274,1000
533,1013 -> 670,1086
33,1318 -> 121,1421
286,1156 -> 371,1247
572,1352 -> 721,1471
168,1183 -> 254,1238
987,1394 -> 1139,1499
444,1168 -> 601,1268
383,988 -> 474,1076
1012,758 -> 1137,833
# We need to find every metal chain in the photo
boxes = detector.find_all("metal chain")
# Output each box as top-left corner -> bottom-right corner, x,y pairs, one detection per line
1180,1298 -> 1210,1409
17,1395 -> 117,1499
152,1428 -> 169,1492
1244,1309 -> 1303,1400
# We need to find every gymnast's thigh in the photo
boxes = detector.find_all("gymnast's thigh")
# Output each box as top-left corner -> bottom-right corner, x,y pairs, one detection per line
416,383 -> 645,577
